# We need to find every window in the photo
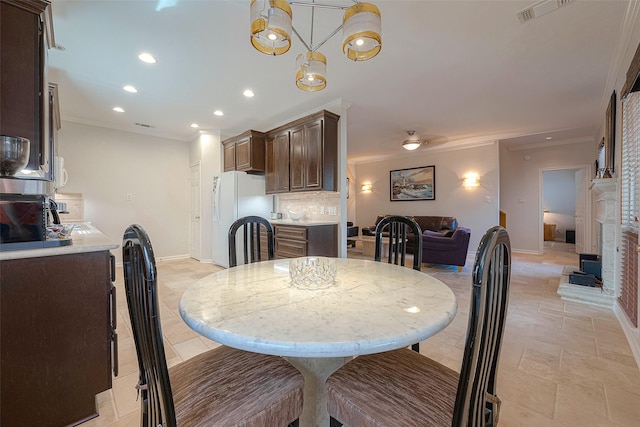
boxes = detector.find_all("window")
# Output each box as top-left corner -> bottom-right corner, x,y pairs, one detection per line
619,90 -> 639,327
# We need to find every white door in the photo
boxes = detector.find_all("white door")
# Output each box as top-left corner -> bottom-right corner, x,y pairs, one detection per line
189,162 -> 202,260
574,168 -> 586,254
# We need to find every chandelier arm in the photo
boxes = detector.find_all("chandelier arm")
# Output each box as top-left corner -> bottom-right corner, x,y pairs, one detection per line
312,23 -> 343,51
291,26 -> 312,52
288,2 -> 350,10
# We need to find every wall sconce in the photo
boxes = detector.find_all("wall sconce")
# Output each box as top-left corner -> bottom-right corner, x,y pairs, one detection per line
361,183 -> 373,193
462,172 -> 480,189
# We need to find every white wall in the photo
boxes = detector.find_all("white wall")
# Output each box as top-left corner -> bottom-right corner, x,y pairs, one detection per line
500,142 -> 595,252
57,121 -> 190,261
354,142 -> 499,252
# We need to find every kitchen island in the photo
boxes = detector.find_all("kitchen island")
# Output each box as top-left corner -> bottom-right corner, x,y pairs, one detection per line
0,224 -> 119,427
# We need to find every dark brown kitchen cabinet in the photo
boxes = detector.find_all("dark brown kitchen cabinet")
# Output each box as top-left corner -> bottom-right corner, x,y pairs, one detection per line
222,130 -> 266,174
266,110 -> 339,194
0,0 -> 51,175
273,223 -> 338,258
265,129 -> 291,193
1,251 -> 117,427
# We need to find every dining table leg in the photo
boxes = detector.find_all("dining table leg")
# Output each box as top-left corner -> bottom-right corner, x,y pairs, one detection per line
285,356 -> 351,427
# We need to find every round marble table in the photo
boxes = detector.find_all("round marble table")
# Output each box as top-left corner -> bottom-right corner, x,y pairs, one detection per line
179,257 -> 457,427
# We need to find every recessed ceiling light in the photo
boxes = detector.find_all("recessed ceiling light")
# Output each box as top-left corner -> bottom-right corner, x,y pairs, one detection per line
213,110 -> 224,116
190,123 -> 199,128
243,89 -> 255,97
138,52 -> 156,64
123,85 -> 138,93
113,107 -> 125,113
545,136 -> 552,140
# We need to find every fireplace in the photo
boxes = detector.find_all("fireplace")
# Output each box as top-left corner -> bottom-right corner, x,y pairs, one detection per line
557,178 -> 617,307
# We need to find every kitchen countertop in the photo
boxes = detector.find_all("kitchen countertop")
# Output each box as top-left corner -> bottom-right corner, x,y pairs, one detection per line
0,223 -> 118,261
270,219 -> 339,226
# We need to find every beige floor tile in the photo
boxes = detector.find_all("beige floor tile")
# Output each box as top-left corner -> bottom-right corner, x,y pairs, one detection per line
498,369 -> 558,418
554,382 -> 613,426
605,384 -> 640,426
172,336 -> 211,360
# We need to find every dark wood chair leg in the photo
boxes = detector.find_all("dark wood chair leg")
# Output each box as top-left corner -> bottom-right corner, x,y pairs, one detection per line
412,342 -> 420,352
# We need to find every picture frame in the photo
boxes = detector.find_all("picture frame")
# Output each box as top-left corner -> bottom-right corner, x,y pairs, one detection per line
390,165 -> 435,201
604,90 -> 616,172
346,177 -> 350,199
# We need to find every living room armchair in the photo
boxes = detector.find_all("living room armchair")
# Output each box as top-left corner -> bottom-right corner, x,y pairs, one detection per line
422,227 -> 471,271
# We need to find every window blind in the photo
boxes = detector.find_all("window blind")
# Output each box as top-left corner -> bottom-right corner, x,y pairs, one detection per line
619,91 -> 639,327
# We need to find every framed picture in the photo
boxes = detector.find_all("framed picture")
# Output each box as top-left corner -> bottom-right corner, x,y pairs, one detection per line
604,90 -> 616,172
390,165 -> 435,201
346,177 -> 350,199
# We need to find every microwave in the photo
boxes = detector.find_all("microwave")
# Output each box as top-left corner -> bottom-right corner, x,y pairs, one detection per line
0,194 -> 47,246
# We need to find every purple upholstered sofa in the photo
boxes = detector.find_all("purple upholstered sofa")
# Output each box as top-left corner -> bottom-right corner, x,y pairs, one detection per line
421,226 -> 471,271
362,215 -> 471,271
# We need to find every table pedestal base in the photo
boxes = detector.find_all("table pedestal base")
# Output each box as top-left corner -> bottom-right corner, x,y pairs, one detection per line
285,356 -> 351,427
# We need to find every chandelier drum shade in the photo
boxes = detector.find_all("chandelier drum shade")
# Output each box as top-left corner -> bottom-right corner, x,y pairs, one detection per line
250,0 -> 293,55
296,51 -> 327,91
250,0 -> 382,91
342,2 -> 381,61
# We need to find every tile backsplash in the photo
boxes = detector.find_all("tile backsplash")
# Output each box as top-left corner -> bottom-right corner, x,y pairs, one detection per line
276,192 -> 342,221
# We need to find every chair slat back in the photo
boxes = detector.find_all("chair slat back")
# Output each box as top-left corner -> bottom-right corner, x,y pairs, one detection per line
228,216 -> 275,268
453,226 -> 511,427
122,224 -> 176,427
374,215 -> 423,271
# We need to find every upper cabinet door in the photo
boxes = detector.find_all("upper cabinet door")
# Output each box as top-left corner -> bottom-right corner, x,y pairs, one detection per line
289,125 -> 305,191
0,0 -> 49,175
223,142 -> 236,171
265,130 -> 290,194
303,119 -> 323,190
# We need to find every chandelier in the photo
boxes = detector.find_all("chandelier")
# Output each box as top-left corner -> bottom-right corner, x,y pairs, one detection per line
250,0 -> 382,92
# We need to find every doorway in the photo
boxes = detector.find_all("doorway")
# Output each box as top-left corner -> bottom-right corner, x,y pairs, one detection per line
539,165 -> 592,254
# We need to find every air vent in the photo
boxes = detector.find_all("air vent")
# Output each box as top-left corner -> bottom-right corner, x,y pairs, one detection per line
517,0 -> 574,24
134,122 -> 155,128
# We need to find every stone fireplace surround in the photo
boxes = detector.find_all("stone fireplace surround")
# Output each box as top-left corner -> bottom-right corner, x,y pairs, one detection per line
557,178 -> 617,307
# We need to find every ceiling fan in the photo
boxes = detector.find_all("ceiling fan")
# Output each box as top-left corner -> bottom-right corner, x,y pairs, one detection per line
402,130 -> 427,151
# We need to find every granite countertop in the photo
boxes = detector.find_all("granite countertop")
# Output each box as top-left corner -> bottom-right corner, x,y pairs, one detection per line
270,219 -> 340,226
0,223 -> 118,260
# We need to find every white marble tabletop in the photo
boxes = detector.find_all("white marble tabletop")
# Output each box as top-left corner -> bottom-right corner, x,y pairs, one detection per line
179,257 -> 457,427
179,257 -> 457,358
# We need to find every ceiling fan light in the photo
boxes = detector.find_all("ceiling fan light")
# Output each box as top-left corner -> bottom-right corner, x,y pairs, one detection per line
342,2 -> 382,61
296,51 -> 327,92
250,0 -> 292,56
402,141 -> 421,151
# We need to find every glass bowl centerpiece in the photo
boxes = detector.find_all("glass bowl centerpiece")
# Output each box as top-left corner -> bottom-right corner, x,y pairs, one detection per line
289,257 -> 337,290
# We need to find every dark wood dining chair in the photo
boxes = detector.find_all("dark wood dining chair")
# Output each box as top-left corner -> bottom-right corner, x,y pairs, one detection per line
327,226 -> 511,427
228,215 -> 275,267
122,224 -> 303,427
374,215 -> 423,272
374,215 -> 423,351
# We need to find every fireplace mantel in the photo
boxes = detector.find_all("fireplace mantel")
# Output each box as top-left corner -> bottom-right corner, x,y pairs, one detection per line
591,178 -> 617,224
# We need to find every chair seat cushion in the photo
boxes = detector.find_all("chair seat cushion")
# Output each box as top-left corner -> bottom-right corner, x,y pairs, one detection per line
169,345 -> 304,427
326,348 -> 459,427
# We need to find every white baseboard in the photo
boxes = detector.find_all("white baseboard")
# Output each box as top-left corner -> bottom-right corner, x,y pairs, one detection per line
614,302 -> 640,371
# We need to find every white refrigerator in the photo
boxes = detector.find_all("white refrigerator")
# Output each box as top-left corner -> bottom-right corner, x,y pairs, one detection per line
211,171 -> 272,268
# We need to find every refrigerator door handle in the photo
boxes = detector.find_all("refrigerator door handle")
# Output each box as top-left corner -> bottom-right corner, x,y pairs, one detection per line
212,179 -> 220,222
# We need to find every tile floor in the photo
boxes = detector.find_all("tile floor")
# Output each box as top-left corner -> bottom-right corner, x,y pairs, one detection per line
84,241 -> 640,426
